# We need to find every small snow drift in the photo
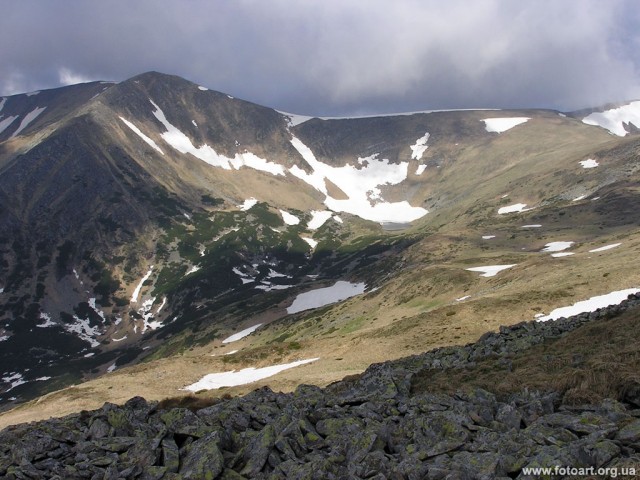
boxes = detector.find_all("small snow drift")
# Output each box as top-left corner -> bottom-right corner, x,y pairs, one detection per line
482,117 -> 530,133
182,358 -> 319,391
465,265 -> 516,277
238,198 -> 258,211
582,101 -> 640,136
287,281 -> 366,314
280,210 -> 300,225
119,117 -> 164,154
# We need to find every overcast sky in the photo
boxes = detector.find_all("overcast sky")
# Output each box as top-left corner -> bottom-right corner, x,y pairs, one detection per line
1,0 -> 639,116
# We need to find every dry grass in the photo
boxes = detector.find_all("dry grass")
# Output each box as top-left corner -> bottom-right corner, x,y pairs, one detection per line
411,305 -> 640,405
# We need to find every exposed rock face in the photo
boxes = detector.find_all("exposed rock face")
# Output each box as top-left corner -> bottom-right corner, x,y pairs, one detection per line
2,295 -> 640,479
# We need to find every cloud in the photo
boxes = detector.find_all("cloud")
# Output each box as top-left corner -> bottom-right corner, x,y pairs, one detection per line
1,0 -> 639,115
58,68 -> 96,86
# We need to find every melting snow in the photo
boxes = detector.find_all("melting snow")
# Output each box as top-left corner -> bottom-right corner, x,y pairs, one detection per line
225,350 -> 239,355
522,224 -> 542,228
198,86 -> 208,91
482,235 -> 496,240
11,106 -> 46,137
482,117 -> 530,133
0,336 -> 8,342
150,100 -> 285,175
289,136 -> 427,223
573,195 -> 587,202
107,363 -> 117,373
333,215 -> 343,224
589,243 -> 621,253
183,358 -> 319,391
280,210 -> 300,225
582,101 -> 640,136
579,159 -> 599,169
415,164 -> 427,175
279,111 -> 314,127
465,265 -> 516,277
223,324 -> 263,344
112,335 -> 127,342
307,210 -> 333,230
410,132 -> 430,160
255,283 -> 293,291
131,266 -> 153,303
0,97 -> 5,112
536,288 -> 640,322
239,198 -> 258,211
0,115 -> 18,135
287,281 -> 366,314
456,295 -> 471,302
541,242 -> 574,253
119,117 -> 164,154
192,120 -> 198,127
551,252 -> 574,258
498,203 -> 532,214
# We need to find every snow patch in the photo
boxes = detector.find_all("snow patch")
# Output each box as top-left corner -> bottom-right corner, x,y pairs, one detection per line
239,198 -> 258,211
498,203 -> 532,214
131,267 -> 153,303
287,281 -> 366,314
301,237 -> 318,249
482,117 -> 530,133
410,132 -> 430,160
0,115 -> 18,135
150,100 -> 284,175
573,195 -> 587,202
582,102 -> 640,136
536,288 -> 640,322
185,265 -> 201,276
307,210 -> 333,230
579,159 -> 599,169
482,235 -> 496,240
415,164 -> 427,175
541,242 -> 574,253
456,295 -> 471,302
551,252 -> 575,258
37,312 -> 56,328
222,324 -> 263,344
11,106 -> 46,137
333,215 -> 343,224
112,335 -> 127,342
465,265 -> 516,277
522,224 -> 542,228
198,86 -> 208,91
289,136 -> 427,223
182,358 -> 319,391
119,117 -> 164,154
280,210 -> 300,225
64,316 -> 101,348
2,372 -> 26,391
589,243 -> 621,253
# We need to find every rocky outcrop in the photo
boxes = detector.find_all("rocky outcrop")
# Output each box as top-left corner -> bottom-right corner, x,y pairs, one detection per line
2,295 -> 640,479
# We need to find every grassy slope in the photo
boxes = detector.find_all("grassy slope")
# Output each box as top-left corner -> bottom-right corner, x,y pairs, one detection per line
2,112 -> 640,428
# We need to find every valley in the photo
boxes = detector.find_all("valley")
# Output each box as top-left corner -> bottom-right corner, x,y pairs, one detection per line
0,72 -> 639,428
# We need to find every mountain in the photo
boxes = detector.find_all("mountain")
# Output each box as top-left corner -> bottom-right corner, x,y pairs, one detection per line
0,72 -> 639,421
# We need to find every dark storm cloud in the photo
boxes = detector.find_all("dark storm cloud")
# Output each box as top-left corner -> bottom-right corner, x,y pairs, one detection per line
1,0 -> 639,115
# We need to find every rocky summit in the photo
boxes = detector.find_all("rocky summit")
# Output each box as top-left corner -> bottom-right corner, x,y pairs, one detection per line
2,294 -> 640,479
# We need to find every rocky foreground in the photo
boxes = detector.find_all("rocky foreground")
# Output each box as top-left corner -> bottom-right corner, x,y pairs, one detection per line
2,296 -> 640,479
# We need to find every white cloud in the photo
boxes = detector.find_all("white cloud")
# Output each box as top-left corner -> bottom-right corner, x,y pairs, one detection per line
58,67 -> 95,86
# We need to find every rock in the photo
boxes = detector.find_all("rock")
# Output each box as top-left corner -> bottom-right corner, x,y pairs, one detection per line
617,419 -> 640,444
179,432 -> 225,479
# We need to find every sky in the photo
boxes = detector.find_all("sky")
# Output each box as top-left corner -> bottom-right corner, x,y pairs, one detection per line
1,0 -> 639,116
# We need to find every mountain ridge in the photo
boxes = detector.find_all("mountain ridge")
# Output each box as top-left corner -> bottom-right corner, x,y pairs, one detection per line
1,71 -> 639,424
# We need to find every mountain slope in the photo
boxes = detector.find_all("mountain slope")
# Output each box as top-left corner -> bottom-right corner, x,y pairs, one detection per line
0,72 -> 639,419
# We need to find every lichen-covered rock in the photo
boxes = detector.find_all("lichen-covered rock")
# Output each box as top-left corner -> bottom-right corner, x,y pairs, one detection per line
178,432 -> 224,479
